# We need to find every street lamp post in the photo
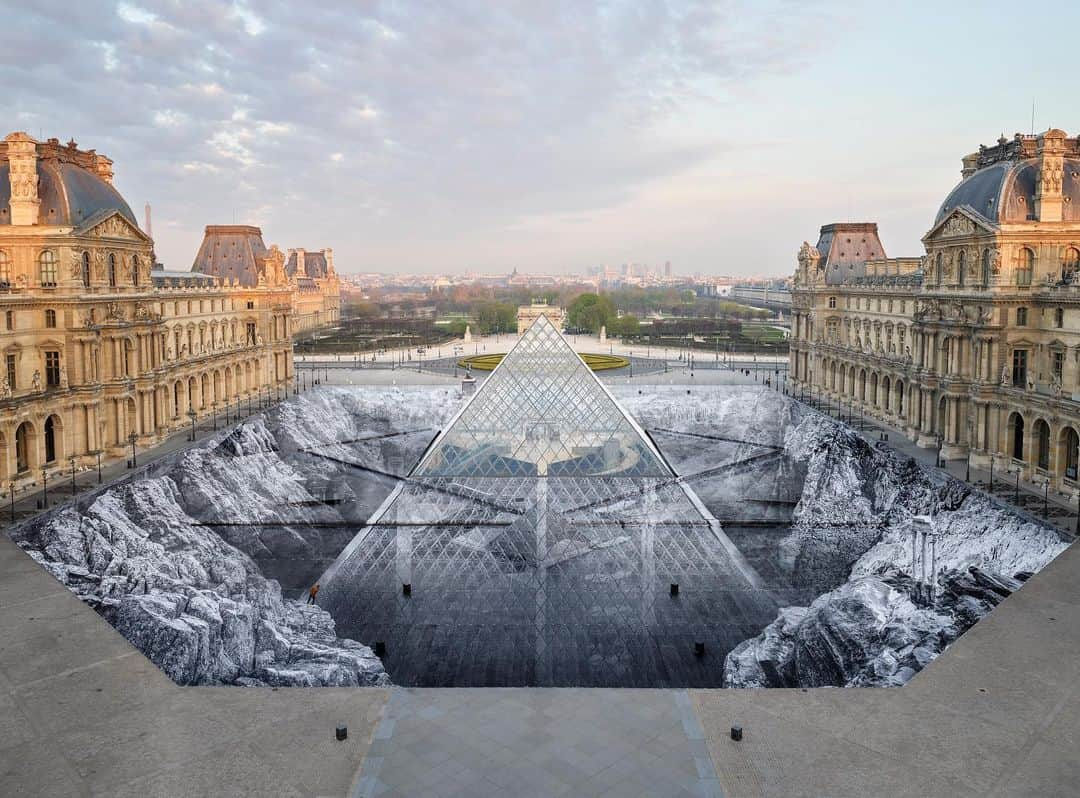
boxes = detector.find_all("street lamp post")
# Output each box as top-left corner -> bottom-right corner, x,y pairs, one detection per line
211,401 -> 217,432
989,455 -> 994,494
1043,478 -> 1050,518
69,455 -> 77,495
188,408 -> 198,442
128,432 -> 138,468
94,450 -> 102,484
1014,469 -> 1020,504
9,481 -> 14,523
41,467 -> 48,508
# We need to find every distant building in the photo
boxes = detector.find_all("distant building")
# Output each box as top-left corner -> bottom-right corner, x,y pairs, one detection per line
791,128 -> 1080,494
191,229 -> 341,334
517,300 -> 565,333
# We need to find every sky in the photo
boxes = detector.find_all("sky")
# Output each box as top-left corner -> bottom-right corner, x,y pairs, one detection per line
2,0 -> 1079,277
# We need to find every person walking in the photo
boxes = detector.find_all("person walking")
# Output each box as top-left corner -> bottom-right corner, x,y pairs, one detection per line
307,583 -> 320,604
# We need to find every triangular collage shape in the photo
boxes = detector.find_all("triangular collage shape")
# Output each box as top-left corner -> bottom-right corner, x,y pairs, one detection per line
318,316 -> 776,687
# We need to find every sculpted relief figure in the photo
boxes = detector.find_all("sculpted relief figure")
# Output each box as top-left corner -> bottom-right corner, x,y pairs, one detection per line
31,370 -> 42,392
1001,363 -> 1011,386
0,376 -> 10,398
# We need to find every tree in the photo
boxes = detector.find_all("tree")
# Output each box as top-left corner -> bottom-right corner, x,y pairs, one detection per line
567,293 -> 616,334
475,301 -> 517,334
610,314 -> 640,338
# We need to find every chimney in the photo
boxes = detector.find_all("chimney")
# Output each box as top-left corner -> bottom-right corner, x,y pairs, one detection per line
1035,128 -> 1067,222
960,152 -> 979,179
325,247 -> 335,274
144,202 -> 153,238
4,132 -> 40,226
296,248 -> 306,276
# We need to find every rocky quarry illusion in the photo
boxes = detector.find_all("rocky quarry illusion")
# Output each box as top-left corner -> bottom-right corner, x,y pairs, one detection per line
6,371 -> 1070,688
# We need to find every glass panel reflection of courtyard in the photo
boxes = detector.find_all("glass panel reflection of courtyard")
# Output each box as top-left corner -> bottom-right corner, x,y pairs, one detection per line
318,317 -> 779,687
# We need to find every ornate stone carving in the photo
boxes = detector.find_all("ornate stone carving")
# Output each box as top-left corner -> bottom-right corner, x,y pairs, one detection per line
941,214 -> 975,237
31,370 -> 42,392
105,301 -> 124,321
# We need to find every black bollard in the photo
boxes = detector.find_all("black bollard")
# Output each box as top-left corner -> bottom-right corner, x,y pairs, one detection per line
402,583 -> 412,597
730,725 -> 743,741
336,725 -> 348,741
373,641 -> 386,657
670,583 -> 679,596
694,642 -> 705,657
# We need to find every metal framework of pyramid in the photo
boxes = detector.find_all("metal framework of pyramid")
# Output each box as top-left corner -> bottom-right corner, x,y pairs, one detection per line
318,316 -> 775,687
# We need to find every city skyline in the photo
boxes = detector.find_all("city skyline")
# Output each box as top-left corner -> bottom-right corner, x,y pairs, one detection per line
4,1 -> 1079,275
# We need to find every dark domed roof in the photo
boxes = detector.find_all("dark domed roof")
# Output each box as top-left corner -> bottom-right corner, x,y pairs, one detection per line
935,157 -> 1080,225
0,159 -> 137,228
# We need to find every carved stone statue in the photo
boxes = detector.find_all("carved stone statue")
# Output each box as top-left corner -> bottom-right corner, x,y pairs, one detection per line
58,366 -> 66,387
31,370 -> 42,392
0,377 -> 10,398
1001,363 -> 1011,386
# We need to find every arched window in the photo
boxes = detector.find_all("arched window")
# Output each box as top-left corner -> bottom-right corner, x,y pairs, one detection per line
935,252 -> 943,284
81,251 -> 91,288
1063,427 -> 1079,480
15,422 -> 32,473
1064,247 -> 1080,283
981,249 -> 991,286
44,416 -> 58,464
957,250 -> 965,286
44,309 -> 56,328
1035,419 -> 1050,470
1016,247 -> 1034,286
39,250 -> 58,287
0,250 -> 10,286
131,254 -> 140,287
108,254 -> 117,287
1009,413 -> 1025,461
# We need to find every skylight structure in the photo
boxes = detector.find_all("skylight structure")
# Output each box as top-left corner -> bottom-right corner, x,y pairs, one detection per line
318,316 -> 775,686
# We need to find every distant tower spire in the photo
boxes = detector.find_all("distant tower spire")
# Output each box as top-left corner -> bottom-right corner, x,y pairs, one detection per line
144,202 -> 152,238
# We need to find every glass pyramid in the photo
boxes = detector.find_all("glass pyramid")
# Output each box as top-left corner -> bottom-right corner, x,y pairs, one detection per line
318,316 -> 777,687
415,315 -> 671,478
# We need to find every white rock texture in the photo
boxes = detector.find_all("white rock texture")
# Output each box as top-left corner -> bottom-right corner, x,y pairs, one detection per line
724,408 -> 1068,688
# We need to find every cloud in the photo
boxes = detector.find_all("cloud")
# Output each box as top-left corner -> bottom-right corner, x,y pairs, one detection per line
0,0 -> 841,272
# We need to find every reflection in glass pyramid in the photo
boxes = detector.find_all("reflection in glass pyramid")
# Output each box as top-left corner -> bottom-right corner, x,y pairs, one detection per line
415,315 -> 671,478
318,316 -> 777,687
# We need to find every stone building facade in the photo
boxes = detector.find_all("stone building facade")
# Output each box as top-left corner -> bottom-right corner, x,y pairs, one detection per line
191,229 -> 340,334
0,132 -> 294,490
790,128 -> 1080,494
285,247 -> 341,332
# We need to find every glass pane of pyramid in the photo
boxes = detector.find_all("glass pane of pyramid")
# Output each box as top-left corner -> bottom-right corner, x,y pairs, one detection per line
414,315 -> 671,478
318,316 -> 779,686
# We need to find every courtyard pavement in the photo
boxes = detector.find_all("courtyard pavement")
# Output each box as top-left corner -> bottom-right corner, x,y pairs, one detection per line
1,368 -> 1077,797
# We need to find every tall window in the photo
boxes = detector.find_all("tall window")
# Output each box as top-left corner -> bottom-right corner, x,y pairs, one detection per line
1053,350 -> 1065,382
45,351 -> 60,387
6,353 -> 16,390
1016,247 -> 1034,286
828,296 -> 836,308
81,251 -> 91,288
39,250 -> 58,287
935,252 -> 943,284
132,255 -> 140,287
44,309 -> 56,328
1064,247 -> 1080,282
108,253 -> 117,287
5,310 -> 13,330
1016,307 -> 1028,326
44,416 -> 57,463
1056,308 -> 1065,328
957,250 -> 966,286
981,249 -> 991,286
246,322 -> 257,344
1065,428 -> 1079,480
0,250 -> 9,286
1012,349 -> 1028,387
